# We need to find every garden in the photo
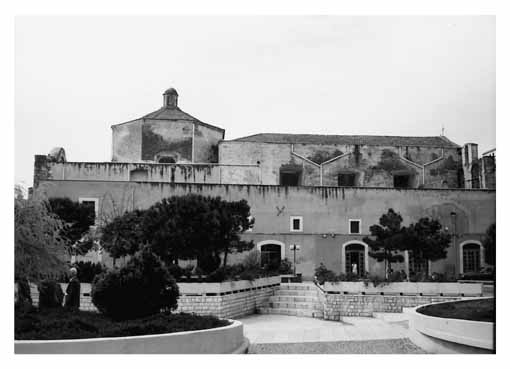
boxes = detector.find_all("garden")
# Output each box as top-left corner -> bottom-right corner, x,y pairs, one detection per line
417,298 -> 495,322
14,191 -> 274,343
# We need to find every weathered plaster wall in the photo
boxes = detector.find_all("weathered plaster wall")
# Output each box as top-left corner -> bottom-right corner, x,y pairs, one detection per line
141,120 -> 193,162
219,141 -> 463,188
111,120 -> 142,162
193,124 -> 224,163
35,181 -> 495,278
40,162 -> 260,185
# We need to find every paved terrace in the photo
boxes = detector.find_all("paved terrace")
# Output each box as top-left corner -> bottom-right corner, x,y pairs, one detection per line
240,314 -> 426,354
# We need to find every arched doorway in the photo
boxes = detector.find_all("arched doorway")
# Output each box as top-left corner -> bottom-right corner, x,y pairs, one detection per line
257,240 -> 285,271
343,242 -> 368,276
260,244 -> 282,270
461,242 -> 482,274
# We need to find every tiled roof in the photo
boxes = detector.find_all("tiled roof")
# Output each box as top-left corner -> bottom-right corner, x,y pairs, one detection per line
230,133 -> 460,148
113,107 -> 224,133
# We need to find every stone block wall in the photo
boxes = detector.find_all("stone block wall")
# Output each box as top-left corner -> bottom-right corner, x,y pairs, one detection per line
321,293 -> 460,320
176,286 -> 275,319
28,281 -> 278,318
29,283 -> 97,312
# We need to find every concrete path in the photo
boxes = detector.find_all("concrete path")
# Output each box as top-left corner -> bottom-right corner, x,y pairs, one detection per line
240,314 -> 410,344
239,314 -> 425,354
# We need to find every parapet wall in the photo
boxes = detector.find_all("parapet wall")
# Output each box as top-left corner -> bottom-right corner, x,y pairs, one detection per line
34,160 -> 261,186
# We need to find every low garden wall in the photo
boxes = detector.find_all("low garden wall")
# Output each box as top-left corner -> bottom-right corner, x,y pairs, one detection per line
15,319 -> 248,354
406,300 -> 495,354
28,276 -> 281,318
322,282 -> 483,296
315,282 -> 481,319
176,276 -> 281,319
321,294 -> 461,319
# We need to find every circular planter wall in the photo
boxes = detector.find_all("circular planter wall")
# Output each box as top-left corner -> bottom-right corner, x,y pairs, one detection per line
15,319 -> 248,354
407,299 -> 494,354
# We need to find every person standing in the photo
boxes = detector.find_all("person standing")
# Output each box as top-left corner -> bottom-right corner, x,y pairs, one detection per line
64,267 -> 80,311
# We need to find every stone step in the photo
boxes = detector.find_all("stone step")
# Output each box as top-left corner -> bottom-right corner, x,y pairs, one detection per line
274,290 -> 319,297
278,283 -> 317,291
269,301 -> 323,310
258,307 -> 324,318
270,295 -> 318,303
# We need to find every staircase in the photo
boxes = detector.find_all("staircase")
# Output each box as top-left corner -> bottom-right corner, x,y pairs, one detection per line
258,282 -> 324,318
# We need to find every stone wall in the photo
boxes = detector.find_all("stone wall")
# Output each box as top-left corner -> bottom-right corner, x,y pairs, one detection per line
321,293 -> 461,319
219,141 -> 463,188
28,279 -> 280,318
29,283 -> 97,312
176,286 -> 276,319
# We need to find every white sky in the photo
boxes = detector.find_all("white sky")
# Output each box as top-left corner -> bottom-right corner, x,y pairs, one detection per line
15,15 -> 495,188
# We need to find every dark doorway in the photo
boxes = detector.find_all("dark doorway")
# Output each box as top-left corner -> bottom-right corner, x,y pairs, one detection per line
463,244 -> 481,273
260,244 -> 281,270
280,172 -> 300,186
393,174 -> 411,188
345,244 -> 365,276
338,173 -> 356,186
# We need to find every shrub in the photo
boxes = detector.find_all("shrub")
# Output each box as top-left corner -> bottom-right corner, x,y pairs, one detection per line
337,272 -> 361,282
92,247 -> 179,320
15,278 -> 33,312
15,309 -> 231,340
314,263 -> 338,284
38,279 -> 64,310
206,267 -> 227,282
278,258 -> 293,274
167,263 -> 184,279
74,261 -> 106,283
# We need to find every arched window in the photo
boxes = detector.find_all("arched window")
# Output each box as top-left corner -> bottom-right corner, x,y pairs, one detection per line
260,244 -> 282,270
345,243 -> 366,276
463,243 -> 481,273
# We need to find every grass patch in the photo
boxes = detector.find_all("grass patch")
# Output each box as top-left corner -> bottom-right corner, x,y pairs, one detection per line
15,308 -> 231,340
417,298 -> 495,322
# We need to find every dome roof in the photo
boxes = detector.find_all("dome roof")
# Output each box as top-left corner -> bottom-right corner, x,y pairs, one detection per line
163,87 -> 178,95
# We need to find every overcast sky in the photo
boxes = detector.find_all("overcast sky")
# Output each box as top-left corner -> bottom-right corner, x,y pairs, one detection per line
15,15 -> 495,188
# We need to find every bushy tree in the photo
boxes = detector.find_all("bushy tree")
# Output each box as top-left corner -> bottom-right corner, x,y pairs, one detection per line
140,194 -> 253,272
405,217 -> 451,266
47,198 -> 96,255
483,223 -> 495,266
363,209 -> 407,278
92,247 -> 179,320
100,209 -> 145,259
15,193 -> 67,282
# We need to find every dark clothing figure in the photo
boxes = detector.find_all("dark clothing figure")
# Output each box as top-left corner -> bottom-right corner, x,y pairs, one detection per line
64,277 -> 80,311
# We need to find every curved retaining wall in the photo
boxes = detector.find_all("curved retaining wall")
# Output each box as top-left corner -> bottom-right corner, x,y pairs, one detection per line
15,320 -> 248,354
407,299 -> 495,354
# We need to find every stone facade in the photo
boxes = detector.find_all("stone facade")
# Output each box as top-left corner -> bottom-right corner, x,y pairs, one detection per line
35,180 -> 495,278
32,87 -> 496,279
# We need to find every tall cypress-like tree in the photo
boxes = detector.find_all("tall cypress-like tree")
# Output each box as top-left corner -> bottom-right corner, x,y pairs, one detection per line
405,217 -> 451,267
363,208 -> 407,278
482,223 -> 495,266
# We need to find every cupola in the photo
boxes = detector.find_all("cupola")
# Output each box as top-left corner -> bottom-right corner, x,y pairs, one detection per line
163,87 -> 178,108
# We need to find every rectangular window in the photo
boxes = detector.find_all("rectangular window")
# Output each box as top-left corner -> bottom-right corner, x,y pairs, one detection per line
290,216 -> 303,232
280,172 -> 300,186
349,219 -> 361,234
79,197 -> 98,222
393,175 -> 410,188
338,173 -> 356,186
